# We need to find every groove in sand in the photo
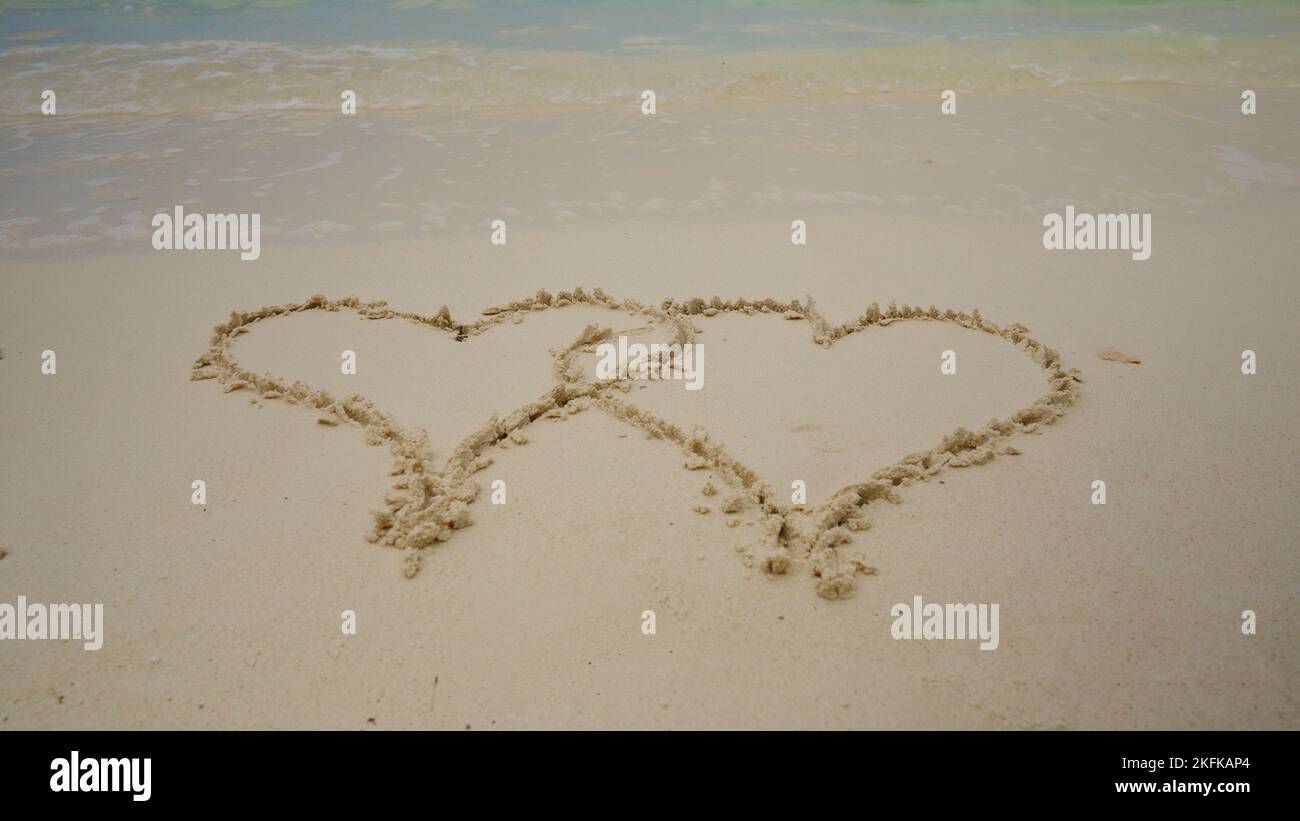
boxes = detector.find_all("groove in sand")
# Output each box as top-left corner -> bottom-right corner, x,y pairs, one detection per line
192,288 -> 1081,599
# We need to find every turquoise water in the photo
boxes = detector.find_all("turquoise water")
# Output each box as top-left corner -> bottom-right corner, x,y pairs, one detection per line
2,0 -> 1298,118
3,1 -> 1299,50
1,2 -> 1297,254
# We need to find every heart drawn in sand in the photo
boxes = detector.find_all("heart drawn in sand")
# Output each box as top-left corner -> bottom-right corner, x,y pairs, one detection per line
192,288 -> 1081,599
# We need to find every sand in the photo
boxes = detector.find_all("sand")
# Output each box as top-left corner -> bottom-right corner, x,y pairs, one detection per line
1098,348 -> 1143,365
1,87 -> 1298,729
191,288 -> 1078,596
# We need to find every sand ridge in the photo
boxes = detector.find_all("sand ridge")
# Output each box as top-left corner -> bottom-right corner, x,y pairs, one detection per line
191,288 -> 1081,599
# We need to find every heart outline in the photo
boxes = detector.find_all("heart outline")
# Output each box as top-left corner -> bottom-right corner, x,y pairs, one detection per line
192,288 -> 1081,599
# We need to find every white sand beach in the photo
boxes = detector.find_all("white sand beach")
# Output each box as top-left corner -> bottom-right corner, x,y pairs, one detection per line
1,1 -> 1297,729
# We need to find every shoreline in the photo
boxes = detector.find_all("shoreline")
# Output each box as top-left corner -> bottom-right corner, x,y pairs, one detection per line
5,82 -> 1296,260
2,2 -> 1297,730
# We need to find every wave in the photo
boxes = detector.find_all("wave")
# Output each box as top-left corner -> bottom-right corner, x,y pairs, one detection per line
2,30 -> 1298,119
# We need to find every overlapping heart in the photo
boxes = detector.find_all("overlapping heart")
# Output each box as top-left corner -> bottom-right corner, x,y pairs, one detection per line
192,288 -> 1081,599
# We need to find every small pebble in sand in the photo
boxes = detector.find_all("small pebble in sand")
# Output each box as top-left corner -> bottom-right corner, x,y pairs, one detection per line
1098,348 -> 1142,364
